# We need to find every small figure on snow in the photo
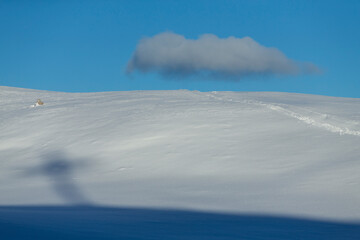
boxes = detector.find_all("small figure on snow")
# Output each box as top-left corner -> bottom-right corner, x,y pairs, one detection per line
36,99 -> 44,106
30,99 -> 44,108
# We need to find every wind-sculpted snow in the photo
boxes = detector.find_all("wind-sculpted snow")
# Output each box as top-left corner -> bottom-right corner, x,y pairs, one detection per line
0,86 -> 360,226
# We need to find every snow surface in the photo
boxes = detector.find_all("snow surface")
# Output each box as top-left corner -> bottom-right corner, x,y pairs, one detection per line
1,86 -> 360,222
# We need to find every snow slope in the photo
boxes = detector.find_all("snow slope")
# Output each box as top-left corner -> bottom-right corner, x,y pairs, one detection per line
1,86 -> 360,222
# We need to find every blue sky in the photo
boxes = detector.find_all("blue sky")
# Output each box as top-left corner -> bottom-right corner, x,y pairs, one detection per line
1,0 -> 359,97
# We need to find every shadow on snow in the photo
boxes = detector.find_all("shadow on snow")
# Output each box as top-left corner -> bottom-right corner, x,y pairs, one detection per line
0,206 -> 359,240
3,151 -> 359,239
22,150 -> 92,206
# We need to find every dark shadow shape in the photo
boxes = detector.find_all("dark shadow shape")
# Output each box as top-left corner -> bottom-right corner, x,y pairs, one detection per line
23,151 -> 91,206
0,206 -> 359,240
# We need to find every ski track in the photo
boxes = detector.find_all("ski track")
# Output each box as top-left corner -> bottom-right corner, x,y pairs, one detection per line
205,92 -> 360,137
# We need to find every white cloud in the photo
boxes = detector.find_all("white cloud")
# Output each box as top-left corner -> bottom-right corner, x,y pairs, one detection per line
127,32 -> 320,79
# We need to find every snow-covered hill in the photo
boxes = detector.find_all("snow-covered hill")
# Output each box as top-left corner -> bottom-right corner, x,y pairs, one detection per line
1,86 -> 360,222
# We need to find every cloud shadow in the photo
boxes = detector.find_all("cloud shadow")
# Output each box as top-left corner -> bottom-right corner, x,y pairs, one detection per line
23,151 -> 92,206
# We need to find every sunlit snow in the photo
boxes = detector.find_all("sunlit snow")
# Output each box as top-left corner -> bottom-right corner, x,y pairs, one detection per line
1,86 -> 360,222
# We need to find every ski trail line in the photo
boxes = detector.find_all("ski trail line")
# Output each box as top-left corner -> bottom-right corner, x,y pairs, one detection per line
205,92 -> 360,137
